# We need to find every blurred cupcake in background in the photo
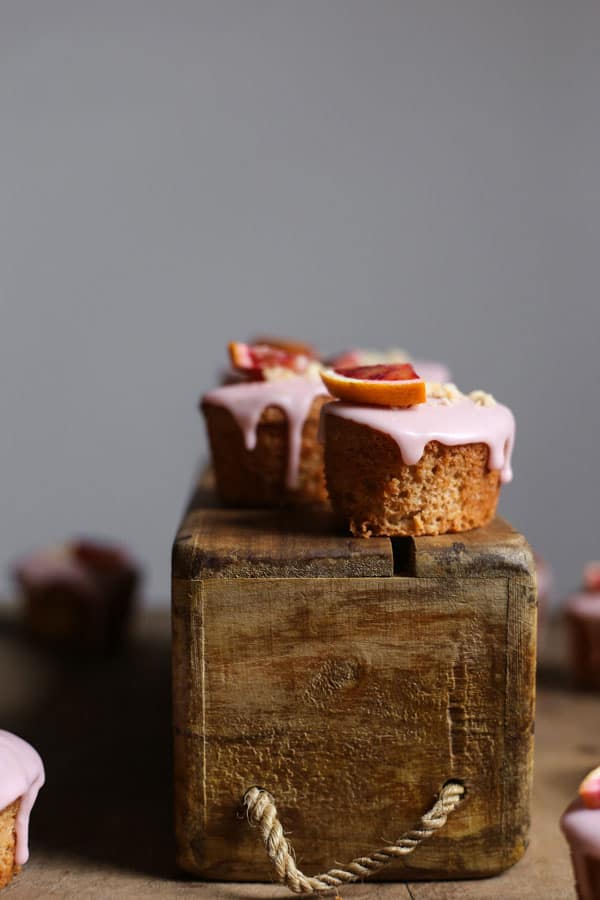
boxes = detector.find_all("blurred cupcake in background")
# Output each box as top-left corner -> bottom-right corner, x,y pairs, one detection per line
13,539 -> 141,654
565,562 -> 600,689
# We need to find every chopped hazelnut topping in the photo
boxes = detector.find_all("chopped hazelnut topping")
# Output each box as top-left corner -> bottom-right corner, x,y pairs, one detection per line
469,390 -> 497,408
426,383 -> 498,408
263,361 -> 324,382
426,382 -> 464,405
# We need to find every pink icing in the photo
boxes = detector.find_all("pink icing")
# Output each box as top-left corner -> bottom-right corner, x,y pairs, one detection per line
0,731 -> 44,865
14,546 -> 92,591
202,377 -> 329,490
413,360 -> 451,383
321,396 -> 515,483
561,800 -> 600,900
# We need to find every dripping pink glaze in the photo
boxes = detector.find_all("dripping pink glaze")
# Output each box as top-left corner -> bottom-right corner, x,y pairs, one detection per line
0,731 -> 44,865
202,377 -> 329,490
561,801 -> 600,900
321,396 -> 515,483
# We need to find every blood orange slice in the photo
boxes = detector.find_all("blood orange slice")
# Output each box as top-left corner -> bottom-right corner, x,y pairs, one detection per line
320,363 -> 426,407
580,766 -> 600,809
251,335 -> 317,358
228,341 -> 312,377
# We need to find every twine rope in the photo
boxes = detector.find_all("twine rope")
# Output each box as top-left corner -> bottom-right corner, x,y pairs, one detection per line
242,780 -> 464,895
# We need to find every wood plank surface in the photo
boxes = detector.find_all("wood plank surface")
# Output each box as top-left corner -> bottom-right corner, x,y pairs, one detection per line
173,471 -> 394,580
0,606 -> 590,899
173,470 -> 532,581
172,474 -> 536,881
409,517 -> 534,578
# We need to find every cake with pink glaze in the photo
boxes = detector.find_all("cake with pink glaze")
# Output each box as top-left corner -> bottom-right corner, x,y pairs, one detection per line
565,564 -> 600,689
320,380 -> 515,537
14,539 -> 141,652
202,342 -> 330,506
0,731 -> 44,889
561,766 -> 600,899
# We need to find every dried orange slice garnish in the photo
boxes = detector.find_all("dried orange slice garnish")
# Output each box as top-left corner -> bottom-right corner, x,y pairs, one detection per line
320,363 -> 426,407
580,766 -> 600,809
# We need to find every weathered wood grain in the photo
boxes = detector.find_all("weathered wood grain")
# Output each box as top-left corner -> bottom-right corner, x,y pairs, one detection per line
173,470 -> 532,581
408,517 -> 534,578
173,469 -> 394,580
0,607 -> 580,899
172,469 -> 537,884
173,576 -> 536,881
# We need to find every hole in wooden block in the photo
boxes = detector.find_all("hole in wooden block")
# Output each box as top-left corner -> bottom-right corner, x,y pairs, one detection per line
391,537 -> 415,575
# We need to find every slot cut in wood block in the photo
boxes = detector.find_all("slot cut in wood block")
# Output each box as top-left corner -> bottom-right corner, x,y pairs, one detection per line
172,470 -> 536,882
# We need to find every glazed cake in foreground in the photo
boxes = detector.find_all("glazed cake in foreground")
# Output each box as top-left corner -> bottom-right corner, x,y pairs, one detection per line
0,731 -> 44,889
321,378 -> 515,537
561,767 -> 600,899
205,340 -> 455,508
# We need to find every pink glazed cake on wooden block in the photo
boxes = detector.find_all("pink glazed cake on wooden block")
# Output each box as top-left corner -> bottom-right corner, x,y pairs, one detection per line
202,341 -> 330,506
320,378 -> 515,538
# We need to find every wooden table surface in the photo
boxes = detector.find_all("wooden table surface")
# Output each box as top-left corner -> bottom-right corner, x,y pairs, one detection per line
0,607 -> 594,899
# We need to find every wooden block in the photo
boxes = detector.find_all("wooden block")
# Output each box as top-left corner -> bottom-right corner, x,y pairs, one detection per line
172,470 -> 537,882
173,469 -> 393,579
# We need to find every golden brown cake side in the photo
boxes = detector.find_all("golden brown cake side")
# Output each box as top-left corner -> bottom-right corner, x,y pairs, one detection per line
0,800 -> 20,890
324,414 -> 501,536
203,395 -> 328,507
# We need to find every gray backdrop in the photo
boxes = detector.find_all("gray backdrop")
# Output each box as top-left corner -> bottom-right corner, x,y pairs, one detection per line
1,1 -> 599,605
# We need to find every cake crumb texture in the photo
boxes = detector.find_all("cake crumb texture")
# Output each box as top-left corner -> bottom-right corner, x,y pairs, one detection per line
324,415 -> 501,536
0,801 -> 20,889
203,395 -> 328,506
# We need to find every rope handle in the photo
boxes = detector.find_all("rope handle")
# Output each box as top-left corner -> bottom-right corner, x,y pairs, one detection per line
242,779 -> 465,896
